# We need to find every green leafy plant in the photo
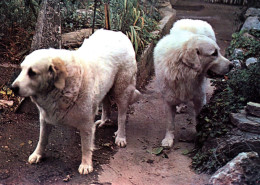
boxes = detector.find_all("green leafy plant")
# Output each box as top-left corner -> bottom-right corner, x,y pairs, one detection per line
193,62 -> 260,173
226,29 -> 260,62
192,27 -> 260,174
58,0 -> 160,54
106,0 -> 160,54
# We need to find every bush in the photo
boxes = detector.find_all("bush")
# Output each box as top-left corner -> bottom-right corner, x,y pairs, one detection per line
193,63 -> 260,173
0,0 -> 40,33
61,0 -> 160,55
193,27 -> 260,173
226,29 -> 260,62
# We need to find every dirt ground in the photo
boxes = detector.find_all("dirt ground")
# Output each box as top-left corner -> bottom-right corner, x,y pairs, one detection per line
0,0 -> 243,184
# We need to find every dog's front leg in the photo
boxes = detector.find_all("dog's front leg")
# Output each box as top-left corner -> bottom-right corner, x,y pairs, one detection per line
78,124 -> 95,175
161,102 -> 176,148
192,93 -> 206,117
28,117 -> 52,164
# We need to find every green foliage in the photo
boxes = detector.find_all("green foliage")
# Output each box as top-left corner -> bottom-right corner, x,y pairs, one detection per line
0,0 -> 39,33
192,148 -> 231,174
61,0 -> 160,55
193,63 -> 260,173
60,0 -> 92,31
226,29 -> 260,62
192,27 -> 260,174
108,0 -> 160,54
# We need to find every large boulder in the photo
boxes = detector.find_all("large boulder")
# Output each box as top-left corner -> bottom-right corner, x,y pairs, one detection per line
245,57 -> 259,67
241,16 -> 260,31
245,8 -> 260,19
246,102 -> 260,117
230,111 -> 260,134
209,152 -> 260,185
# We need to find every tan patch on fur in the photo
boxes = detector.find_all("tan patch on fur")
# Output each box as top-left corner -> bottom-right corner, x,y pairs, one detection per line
52,58 -> 68,90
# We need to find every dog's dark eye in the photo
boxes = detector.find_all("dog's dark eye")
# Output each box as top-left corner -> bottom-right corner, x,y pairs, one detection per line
211,49 -> 218,57
28,68 -> 37,77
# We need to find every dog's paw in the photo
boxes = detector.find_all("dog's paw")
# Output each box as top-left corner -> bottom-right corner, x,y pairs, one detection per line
161,137 -> 174,148
115,136 -> 127,147
28,153 -> 42,164
78,163 -> 93,175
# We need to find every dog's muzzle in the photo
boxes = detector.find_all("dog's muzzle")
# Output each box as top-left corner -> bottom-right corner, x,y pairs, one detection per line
10,85 -> 20,96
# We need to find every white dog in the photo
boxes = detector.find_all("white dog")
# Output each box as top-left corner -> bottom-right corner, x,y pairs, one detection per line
154,19 -> 233,147
11,29 -> 140,174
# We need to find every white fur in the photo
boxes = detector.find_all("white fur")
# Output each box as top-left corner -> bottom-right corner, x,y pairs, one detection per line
170,19 -> 216,41
154,19 -> 232,147
12,29 -> 141,174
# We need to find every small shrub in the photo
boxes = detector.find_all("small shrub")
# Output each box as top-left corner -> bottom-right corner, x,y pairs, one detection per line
226,29 -> 260,62
61,0 -> 160,55
192,26 -> 260,174
193,62 -> 260,173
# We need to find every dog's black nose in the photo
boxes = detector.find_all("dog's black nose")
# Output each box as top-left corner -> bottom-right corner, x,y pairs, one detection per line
11,85 -> 19,95
229,63 -> 234,71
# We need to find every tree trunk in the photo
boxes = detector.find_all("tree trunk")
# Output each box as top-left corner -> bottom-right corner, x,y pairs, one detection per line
18,0 -> 61,114
30,0 -> 61,52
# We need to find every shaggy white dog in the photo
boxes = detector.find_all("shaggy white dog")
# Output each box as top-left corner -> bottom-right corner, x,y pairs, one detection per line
11,29 -> 140,174
154,19 -> 233,147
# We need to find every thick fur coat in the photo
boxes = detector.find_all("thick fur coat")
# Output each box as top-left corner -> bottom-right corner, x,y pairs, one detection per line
12,29 -> 140,174
154,19 -> 233,147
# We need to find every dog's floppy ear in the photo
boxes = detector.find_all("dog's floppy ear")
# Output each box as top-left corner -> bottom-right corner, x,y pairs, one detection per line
182,48 -> 201,71
50,58 -> 68,90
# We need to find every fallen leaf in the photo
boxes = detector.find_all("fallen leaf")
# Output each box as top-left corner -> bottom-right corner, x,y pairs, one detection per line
103,143 -> 112,147
147,147 -> 164,155
182,149 -> 190,155
63,175 -> 71,182
20,142 -> 25,146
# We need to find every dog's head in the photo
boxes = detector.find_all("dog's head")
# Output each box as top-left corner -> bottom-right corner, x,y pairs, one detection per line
182,35 -> 233,75
11,49 -> 68,97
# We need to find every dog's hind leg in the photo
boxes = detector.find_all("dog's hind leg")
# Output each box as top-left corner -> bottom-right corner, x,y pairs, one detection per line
161,102 -> 176,148
95,95 -> 112,127
28,117 -> 52,164
113,82 -> 137,147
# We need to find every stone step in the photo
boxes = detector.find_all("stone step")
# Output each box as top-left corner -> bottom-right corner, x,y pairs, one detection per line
209,152 -> 259,185
230,112 -> 260,134
246,102 -> 260,117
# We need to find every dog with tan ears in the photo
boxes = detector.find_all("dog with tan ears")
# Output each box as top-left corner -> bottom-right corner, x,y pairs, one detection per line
154,19 -> 233,147
11,29 -> 141,174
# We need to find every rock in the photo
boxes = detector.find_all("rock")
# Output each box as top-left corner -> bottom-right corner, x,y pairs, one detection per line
231,59 -> 241,69
232,48 -> 244,58
62,28 -> 93,48
241,16 -> 260,31
246,102 -> 260,117
245,8 -> 260,18
245,57 -> 258,66
230,112 -> 260,134
201,128 -> 260,172
209,152 -> 260,185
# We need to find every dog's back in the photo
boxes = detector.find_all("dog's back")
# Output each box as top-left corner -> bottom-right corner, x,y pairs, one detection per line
170,19 -> 216,41
78,29 -> 136,69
